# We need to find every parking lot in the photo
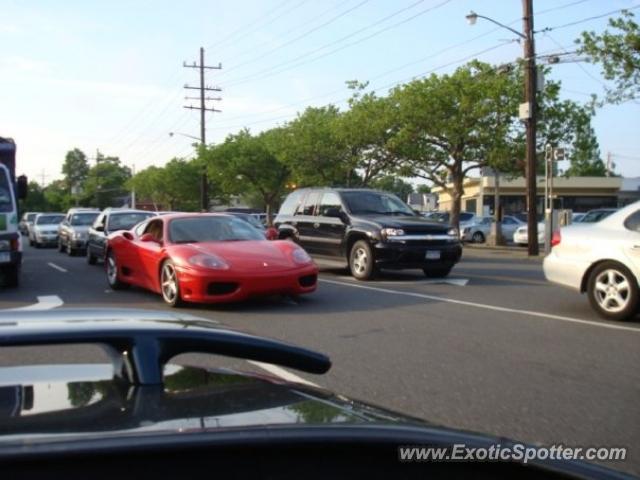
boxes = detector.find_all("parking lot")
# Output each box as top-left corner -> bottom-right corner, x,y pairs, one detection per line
1,242 -> 639,474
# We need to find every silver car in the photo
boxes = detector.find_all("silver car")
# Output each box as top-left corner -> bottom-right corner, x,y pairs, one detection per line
29,213 -> 65,248
58,208 -> 101,256
461,215 -> 524,243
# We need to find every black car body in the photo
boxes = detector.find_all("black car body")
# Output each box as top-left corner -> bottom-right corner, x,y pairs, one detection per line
86,208 -> 156,265
275,188 -> 462,279
0,309 -> 629,479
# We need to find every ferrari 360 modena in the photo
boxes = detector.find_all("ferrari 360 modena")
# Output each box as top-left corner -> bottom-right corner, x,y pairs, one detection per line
105,213 -> 318,306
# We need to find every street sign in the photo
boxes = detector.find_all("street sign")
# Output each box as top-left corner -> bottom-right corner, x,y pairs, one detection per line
519,102 -> 531,120
554,148 -> 565,161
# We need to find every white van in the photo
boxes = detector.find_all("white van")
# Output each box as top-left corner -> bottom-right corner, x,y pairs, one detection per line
0,162 -> 22,287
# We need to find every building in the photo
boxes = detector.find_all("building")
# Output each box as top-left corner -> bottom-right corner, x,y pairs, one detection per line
618,177 -> 640,207
433,175 -> 623,216
407,192 -> 438,212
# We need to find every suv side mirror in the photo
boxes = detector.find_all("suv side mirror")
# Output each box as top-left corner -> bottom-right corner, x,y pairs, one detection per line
94,225 -> 104,232
16,175 -> 28,200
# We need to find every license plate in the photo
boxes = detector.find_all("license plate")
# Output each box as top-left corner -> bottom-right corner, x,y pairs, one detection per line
0,252 -> 10,263
425,250 -> 441,260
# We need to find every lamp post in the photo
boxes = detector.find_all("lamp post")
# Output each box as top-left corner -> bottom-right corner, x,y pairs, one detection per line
466,1 -> 539,256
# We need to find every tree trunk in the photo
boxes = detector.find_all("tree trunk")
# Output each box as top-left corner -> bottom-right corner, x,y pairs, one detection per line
265,201 -> 273,227
450,171 -> 464,232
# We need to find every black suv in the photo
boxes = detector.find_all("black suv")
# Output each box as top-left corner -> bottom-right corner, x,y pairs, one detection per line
275,188 -> 462,280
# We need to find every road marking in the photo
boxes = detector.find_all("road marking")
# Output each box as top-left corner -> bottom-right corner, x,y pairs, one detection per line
47,262 -> 68,273
7,295 -> 64,311
319,279 -> 640,333
337,275 -> 469,286
248,361 -> 320,387
457,272 -> 547,286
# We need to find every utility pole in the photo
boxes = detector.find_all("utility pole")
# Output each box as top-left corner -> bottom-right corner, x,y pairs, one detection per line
130,163 -> 136,209
522,0 -> 539,256
606,151 -> 612,177
183,47 -> 222,212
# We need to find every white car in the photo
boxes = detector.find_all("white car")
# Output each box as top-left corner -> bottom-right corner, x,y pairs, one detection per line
462,215 -> 524,243
513,222 -> 545,246
29,213 -> 65,248
543,201 -> 640,321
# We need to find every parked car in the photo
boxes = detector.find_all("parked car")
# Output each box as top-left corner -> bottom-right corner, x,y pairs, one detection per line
87,208 -> 156,265
28,213 -> 65,248
275,188 -> 462,280
105,213 -> 318,306
0,308 -> 629,479
461,215 -> 524,243
57,208 -> 100,256
18,211 -> 39,236
543,201 -> 640,321
571,212 -> 586,223
578,208 -> 617,223
513,222 -> 546,246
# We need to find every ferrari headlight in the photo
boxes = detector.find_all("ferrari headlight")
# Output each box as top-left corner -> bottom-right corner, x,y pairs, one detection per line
292,248 -> 312,264
381,228 -> 405,239
188,253 -> 230,270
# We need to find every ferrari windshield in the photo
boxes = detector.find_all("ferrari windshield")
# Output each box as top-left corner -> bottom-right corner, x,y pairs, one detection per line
169,216 -> 265,243
341,191 -> 414,216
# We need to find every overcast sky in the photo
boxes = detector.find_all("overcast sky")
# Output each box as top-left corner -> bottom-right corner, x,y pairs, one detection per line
1,0 -> 638,184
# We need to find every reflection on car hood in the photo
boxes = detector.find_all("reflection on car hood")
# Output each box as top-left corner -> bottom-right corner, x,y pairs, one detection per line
68,226 -> 91,233
33,226 -> 58,233
354,215 -> 449,232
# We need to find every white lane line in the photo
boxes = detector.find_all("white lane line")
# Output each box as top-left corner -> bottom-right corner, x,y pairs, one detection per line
248,361 -> 320,387
319,278 -> 640,333
7,295 -> 64,311
47,262 -> 68,273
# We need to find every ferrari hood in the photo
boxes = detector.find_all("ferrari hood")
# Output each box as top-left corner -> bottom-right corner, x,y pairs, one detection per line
183,240 -> 300,271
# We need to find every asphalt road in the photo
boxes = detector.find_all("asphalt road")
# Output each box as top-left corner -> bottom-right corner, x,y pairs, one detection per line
1,242 -> 639,475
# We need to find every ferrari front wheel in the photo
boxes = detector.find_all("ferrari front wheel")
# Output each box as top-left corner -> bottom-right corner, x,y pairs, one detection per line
160,260 -> 184,307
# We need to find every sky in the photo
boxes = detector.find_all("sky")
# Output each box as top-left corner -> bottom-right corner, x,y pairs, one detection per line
1,0 -> 639,185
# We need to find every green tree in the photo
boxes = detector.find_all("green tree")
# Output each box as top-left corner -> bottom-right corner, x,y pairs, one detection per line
61,148 -> 90,195
82,155 -> 131,208
204,129 -> 290,224
577,10 -> 640,104
370,175 -> 414,201
20,181 -> 47,212
416,184 -> 431,194
564,112 -> 608,176
276,106 -> 351,186
43,180 -> 72,211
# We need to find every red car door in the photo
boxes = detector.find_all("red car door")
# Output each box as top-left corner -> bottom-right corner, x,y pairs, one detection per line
135,218 -> 165,293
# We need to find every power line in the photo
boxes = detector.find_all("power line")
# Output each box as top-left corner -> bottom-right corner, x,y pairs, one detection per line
535,0 -> 593,16
217,0 -> 422,79
223,0 -> 453,88
539,4 -> 640,33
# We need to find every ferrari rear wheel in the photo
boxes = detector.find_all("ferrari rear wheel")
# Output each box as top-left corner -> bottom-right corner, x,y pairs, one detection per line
106,250 -> 129,290
161,260 -> 184,307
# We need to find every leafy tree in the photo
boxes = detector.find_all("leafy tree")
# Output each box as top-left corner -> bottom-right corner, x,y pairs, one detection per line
82,155 -> 131,208
370,175 -> 414,201
43,180 -> 72,211
127,166 -> 166,210
389,61 -> 520,229
20,181 -> 47,212
204,129 -> 290,224
276,106 -> 351,186
61,148 -> 90,194
564,113 -> 608,177
577,11 -> 640,104
416,184 -> 431,194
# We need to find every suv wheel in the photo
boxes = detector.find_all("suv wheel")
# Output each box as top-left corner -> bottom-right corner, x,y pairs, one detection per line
66,242 -> 75,256
587,261 -> 638,321
106,251 -> 128,290
58,239 -> 65,252
349,240 -> 376,281
87,247 -> 97,265
423,266 -> 453,278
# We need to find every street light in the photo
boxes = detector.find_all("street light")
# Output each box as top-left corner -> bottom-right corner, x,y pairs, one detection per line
465,2 -> 539,256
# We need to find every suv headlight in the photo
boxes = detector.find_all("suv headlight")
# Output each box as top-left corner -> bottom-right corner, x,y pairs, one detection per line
0,240 -> 10,251
447,228 -> 459,238
188,253 -> 229,270
381,228 -> 405,239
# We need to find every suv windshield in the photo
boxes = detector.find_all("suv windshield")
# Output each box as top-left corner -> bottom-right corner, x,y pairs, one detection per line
341,191 -> 414,216
70,212 -> 99,226
169,216 -> 265,243
36,215 -> 64,225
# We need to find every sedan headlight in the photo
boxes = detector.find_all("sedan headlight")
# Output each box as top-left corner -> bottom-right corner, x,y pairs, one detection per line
381,228 -> 405,239
292,248 -> 312,264
188,253 -> 229,270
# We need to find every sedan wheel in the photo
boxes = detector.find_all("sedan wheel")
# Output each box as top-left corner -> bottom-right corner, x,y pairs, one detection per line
472,231 -> 485,243
160,261 -> 184,307
587,262 -> 638,321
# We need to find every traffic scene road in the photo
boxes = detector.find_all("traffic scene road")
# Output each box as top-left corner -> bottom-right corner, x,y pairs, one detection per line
3,241 -> 639,474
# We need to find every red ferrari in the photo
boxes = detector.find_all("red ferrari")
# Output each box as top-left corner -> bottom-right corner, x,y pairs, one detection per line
105,213 -> 318,307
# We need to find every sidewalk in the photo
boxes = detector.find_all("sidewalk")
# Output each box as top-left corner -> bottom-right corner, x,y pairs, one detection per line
463,243 -> 545,262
